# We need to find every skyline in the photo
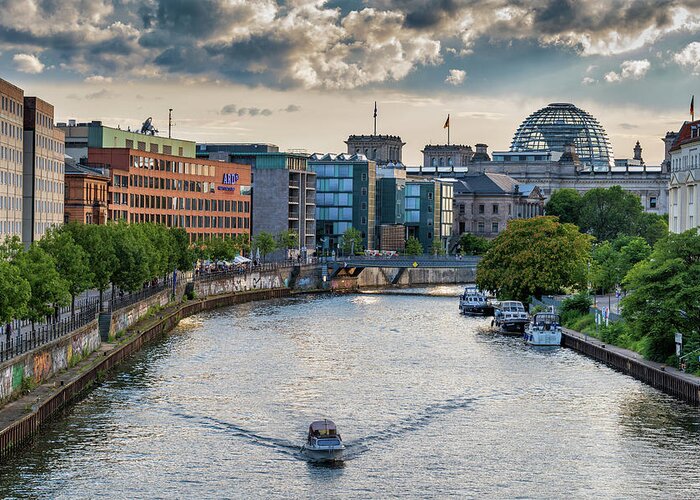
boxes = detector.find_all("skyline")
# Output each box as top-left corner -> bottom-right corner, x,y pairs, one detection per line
4,0 -> 700,164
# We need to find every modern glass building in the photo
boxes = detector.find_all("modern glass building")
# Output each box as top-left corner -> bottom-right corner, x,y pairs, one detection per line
309,153 -> 376,252
510,102 -> 614,170
404,178 -> 453,253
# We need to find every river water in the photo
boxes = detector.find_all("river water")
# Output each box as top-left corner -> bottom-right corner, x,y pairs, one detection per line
1,287 -> 699,498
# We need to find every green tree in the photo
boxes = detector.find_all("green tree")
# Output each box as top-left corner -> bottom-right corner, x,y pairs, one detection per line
622,230 -> 700,362
476,216 -> 592,302
432,239 -> 446,256
253,232 -> 277,262
207,236 -> 237,261
65,223 -> 117,305
405,236 -> 423,256
14,245 -> 70,327
171,227 -> 195,270
579,186 -> 643,242
614,236 -> 651,285
458,232 -> 490,255
590,241 -> 620,293
0,260 -> 31,335
111,223 -> 151,292
0,235 -> 23,260
234,233 -> 251,255
545,188 -> 582,225
340,227 -> 363,255
39,228 -> 93,313
635,212 -> 668,245
278,230 -> 299,258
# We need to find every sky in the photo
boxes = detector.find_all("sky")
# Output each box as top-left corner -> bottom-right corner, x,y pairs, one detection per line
3,0 -> 700,165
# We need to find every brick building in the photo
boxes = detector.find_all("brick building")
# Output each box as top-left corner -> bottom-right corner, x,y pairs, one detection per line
64,161 -> 109,224
88,148 -> 251,242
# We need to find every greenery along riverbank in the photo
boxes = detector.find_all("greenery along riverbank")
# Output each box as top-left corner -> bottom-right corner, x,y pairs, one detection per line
474,186 -> 699,373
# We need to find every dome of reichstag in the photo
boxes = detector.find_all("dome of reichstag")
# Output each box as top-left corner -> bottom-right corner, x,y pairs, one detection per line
510,103 -> 614,169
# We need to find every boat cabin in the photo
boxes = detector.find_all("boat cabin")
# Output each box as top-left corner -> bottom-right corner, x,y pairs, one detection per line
308,420 -> 339,438
532,313 -> 560,330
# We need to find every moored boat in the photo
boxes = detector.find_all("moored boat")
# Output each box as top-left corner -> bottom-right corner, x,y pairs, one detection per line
493,300 -> 529,333
459,285 -> 494,316
524,312 -> 562,346
301,419 -> 345,462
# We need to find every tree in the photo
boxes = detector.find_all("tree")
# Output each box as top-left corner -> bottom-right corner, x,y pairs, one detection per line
622,230 -> 700,362
171,227 -> 195,270
614,236 -> 651,285
65,223 -> 117,305
39,228 -> 93,313
476,216 -> 592,302
0,261 -> 30,336
635,212 -> 668,245
458,233 -> 490,255
579,186 -> 644,242
590,241 -> 620,293
0,235 -> 23,260
13,244 -> 70,327
111,223 -> 151,292
234,233 -> 251,255
340,227 -> 362,255
545,188 -> 582,225
207,236 -> 237,261
252,232 -> 277,262
278,230 -> 299,258
432,239 -> 446,256
405,236 -> 423,256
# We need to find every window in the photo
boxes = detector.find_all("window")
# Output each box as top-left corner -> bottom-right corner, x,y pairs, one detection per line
459,204 -> 465,215
361,187 -> 367,196
492,222 -> 499,233
478,221 -> 485,232
361,173 -> 367,181
478,204 -> 485,214
492,204 -> 498,214
427,192 -> 433,200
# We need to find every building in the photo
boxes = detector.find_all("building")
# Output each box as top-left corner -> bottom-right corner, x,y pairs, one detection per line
409,103 -> 669,215
58,119 -> 196,163
346,134 -> 404,165
404,177 -> 453,253
668,120 -> 700,233
452,173 -> 545,239
308,153 -> 376,252
63,160 -> 109,225
86,147 -> 251,242
22,96 -> 65,245
0,78 -> 24,240
198,145 -> 316,258
421,144 -> 473,173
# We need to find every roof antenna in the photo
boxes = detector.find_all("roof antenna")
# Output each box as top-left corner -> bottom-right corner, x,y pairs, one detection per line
168,108 -> 174,138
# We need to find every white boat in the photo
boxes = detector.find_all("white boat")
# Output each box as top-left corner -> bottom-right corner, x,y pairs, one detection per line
301,419 -> 345,462
459,286 -> 494,316
524,312 -> 562,346
493,300 -> 529,333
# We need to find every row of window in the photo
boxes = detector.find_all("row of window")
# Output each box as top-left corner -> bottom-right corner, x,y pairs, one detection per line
35,221 -> 57,237
36,134 -> 63,153
0,220 -> 21,235
1,120 -> 22,140
36,111 -> 54,130
35,199 -> 63,214
1,96 -> 22,117
0,170 -> 21,187
36,178 -> 63,194
113,194 -> 250,214
316,192 -> 352,206
429,156 -> 470,168
130,156 -> 217,177
316,207 -> 353,221
36,155 -> 63,173
0,145 -> 22,164
0,195 -> 21,211
317,178 -> 353,192
120,211 -> 250,230
671,152 -> 699,172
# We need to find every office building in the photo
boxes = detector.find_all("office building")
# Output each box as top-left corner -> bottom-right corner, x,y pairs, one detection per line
0,78 -> 24,240
23,96 -> 65,244
669,120 -> 700,233
404,177 -> 453,253
308,153 -> 376,251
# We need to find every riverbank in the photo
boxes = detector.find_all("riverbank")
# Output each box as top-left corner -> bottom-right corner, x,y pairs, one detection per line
0,288 -> 289,459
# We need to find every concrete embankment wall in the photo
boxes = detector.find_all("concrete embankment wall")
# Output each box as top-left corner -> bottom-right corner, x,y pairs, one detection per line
0,322 -> 101,405
0,288 -> 289,459
336,266 -> 475,289
562,332 -> 700,405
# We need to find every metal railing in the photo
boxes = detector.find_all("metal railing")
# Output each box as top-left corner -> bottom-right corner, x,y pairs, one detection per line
192,259 -> 318,282
106,276 -> 175,312
1,300 -> 100,363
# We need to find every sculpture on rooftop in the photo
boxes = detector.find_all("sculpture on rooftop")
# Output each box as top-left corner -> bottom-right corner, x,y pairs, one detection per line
140,117 -> 158,136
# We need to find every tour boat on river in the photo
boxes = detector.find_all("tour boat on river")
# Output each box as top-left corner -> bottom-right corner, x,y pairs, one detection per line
459,286 -> 494,316
492,301 -> 529,333
301,419 -> 345,462
524,312 -> 562,346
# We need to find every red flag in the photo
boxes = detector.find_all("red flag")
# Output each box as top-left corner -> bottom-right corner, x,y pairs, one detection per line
692,96 -> 695,120
443,114 -> 450,128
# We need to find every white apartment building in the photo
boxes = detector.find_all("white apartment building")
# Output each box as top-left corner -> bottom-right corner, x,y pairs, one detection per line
669,120 -> 700,233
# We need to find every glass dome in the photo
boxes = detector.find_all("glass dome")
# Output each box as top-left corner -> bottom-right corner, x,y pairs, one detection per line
510,103 -> 614,170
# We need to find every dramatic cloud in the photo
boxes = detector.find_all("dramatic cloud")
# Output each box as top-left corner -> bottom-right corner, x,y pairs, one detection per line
673,41 -> 700,74
220,104 -> 273,116
2,1 -> 700,89
604,59 -> 650,82
445,69 -> 466,85
12,53 -> 44,73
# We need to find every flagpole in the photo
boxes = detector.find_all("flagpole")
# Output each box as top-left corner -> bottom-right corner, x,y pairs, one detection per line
373,101 -> 377,135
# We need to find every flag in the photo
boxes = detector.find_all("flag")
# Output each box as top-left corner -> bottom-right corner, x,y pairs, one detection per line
373,101 -> 377,118
692,96 -> 695,120
443,114 -> 450,128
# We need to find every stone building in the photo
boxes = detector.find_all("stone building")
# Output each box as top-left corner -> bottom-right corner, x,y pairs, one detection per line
668,119 -> 700,233
0,78 -> 24,240
345,134 -> 404,165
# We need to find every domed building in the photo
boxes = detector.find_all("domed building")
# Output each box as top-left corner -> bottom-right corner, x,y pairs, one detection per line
509,103 -> 614,171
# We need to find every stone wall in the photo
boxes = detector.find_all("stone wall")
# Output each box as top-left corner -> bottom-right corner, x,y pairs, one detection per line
354,266 -> 475,288
109,287 -> 182,340
0,321 -> 101,404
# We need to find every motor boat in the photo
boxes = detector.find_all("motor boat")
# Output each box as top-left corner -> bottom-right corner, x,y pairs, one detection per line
459,285 -> 494,316
493,300 -> 529,334
524,312 -> 562,346
301,419 -> 345,462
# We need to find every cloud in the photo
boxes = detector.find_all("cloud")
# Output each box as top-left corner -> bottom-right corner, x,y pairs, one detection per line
604,59 -> 650,82
284,104 -> 301,112
673,41 -> 700,74
84,75 -> 113,83
581,76 -> 597,85
85,89 -> 115,99
445,69 -> 466,85
12,53 -> 44,73
220,104 -> 273,116
618,123 -> 639,130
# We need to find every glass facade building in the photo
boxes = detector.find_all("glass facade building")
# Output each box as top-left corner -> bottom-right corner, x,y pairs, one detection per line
510,102 -> 614,170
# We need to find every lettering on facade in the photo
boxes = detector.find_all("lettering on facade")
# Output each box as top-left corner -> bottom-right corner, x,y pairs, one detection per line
222,173 -> 240,185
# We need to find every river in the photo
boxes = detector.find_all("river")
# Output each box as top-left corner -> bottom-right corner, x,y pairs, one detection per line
1,287 -> 699,498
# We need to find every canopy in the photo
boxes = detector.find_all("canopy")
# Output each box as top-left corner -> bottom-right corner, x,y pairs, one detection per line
309,420 -> 337,436
234,255 -> 252,265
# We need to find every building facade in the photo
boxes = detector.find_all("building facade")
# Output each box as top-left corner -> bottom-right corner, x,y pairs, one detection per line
64,161 -> 109,225
0,78 -> 24,240
87,148 -> 251,242
453,173 -> 545,239
668,120 -> 700,233
346,134 -> 404,165
404,177 -> 453,253
22,96 -> 65,245
309,153 -> 376,251
421,144 -> 474,173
